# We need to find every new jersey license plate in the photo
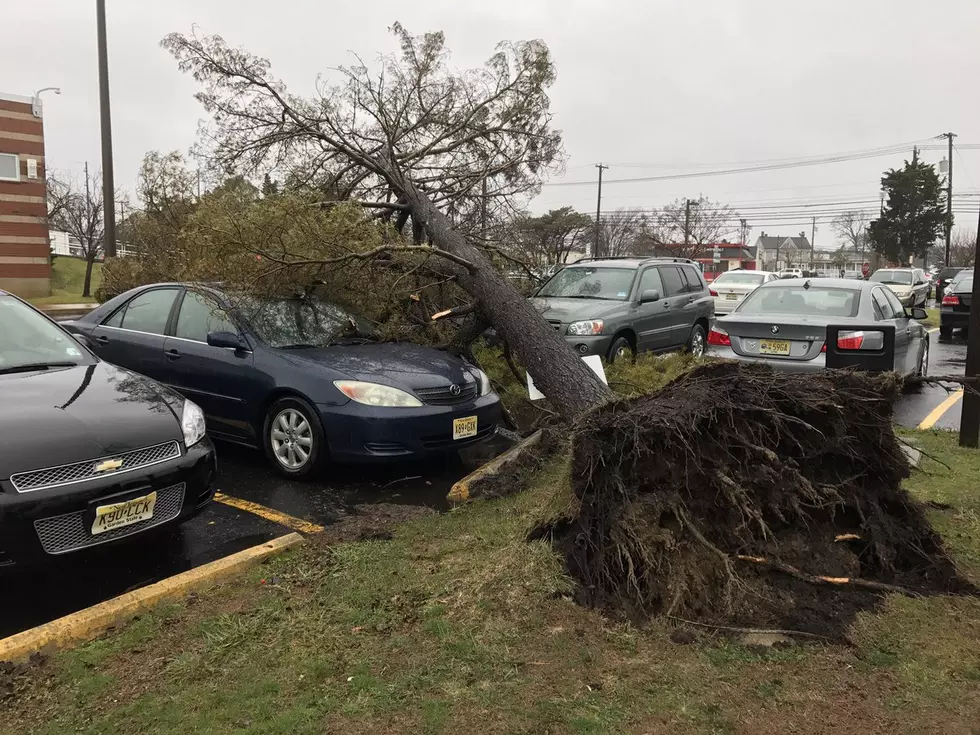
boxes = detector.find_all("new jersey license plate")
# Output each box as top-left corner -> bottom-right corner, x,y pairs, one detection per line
92,492 -> 157,535
452,416 -> 478,440
759,339 -> 791,356
725,293 -> 738,300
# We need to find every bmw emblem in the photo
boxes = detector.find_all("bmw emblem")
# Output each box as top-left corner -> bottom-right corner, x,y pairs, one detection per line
770,325 -> 780,335
449,384 -> 462,396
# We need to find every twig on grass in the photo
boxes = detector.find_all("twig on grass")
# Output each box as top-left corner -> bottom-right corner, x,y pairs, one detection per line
666,616 -> 833,642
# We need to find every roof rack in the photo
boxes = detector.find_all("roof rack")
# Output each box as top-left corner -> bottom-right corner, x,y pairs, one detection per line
571,256 -> 699,266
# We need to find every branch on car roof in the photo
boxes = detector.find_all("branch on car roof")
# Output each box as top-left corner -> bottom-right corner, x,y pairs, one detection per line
252,243 -> 478,273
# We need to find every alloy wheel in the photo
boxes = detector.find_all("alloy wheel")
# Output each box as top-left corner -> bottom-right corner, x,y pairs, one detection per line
690,328 -> 706,358
270,408 -> 313,469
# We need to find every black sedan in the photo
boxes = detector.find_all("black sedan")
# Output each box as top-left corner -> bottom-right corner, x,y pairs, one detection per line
940,270 -> 973,337
64,284 -> 502,477
0,290 -> 216,569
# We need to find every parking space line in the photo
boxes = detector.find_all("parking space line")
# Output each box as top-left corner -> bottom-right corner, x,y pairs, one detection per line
928,327 -> 939,334
214,492 -> 324,534
917,390 -> 964,430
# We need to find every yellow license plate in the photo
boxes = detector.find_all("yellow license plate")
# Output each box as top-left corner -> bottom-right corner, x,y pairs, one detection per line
92,492 -> 157,535
452,416 -> 478,441
725,293 -> 738,300
759,339 -> 791,356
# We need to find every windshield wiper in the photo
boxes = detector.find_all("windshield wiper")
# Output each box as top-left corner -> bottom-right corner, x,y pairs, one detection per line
544,294 -> 620,300
0,361 -> 78,375
278,343 -> 319,350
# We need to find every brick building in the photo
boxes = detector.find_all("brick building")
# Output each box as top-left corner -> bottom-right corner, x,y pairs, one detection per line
0,92 -> 49,297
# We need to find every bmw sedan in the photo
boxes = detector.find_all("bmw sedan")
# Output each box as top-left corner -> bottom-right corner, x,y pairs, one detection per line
0,290 -> 216,569
63,284 -> 502,477
706,278 -> 930,377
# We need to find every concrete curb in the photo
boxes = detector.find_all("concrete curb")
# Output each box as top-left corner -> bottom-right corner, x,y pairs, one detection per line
0,532 -> 305,665
447,430 -> 543,504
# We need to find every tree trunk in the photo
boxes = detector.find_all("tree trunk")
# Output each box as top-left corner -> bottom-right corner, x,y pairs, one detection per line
82,257 -> 95,298
393,173 -> 613,419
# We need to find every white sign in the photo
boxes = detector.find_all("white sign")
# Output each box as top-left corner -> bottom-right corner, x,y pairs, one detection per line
712,247 -> 721,264
527,354 -> 608,401
26,159 -> 37,179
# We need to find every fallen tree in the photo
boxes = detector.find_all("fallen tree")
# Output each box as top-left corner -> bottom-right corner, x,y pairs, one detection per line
544,362 -> 974,638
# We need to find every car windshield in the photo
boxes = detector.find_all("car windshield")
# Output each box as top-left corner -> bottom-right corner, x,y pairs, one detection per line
536,267 -> 635,301
870,270 -> 912,285
713,272 -> 765,286
235,295 -> 377,348
950,269 -> 973,285
0,294 -> 92,373
939,268 -> 963,280
737,285 -> 861,317
954,276 -> 974,293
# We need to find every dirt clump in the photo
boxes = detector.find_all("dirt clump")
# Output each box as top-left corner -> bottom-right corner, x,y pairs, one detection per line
548,361 -> 974,639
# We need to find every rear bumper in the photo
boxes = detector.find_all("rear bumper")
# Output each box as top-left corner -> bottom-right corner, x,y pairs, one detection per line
0,439 -> 216,568
319,395 -> 503,462
713,298 -> 742,315
940,308 -> 970,329
706,346 -> 828,373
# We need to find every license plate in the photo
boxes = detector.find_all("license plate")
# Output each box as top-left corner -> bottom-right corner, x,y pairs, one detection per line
452,416 -> 478,441
92,492 -> 157,535
725,293 -> 738,301
760,339 -> 791,356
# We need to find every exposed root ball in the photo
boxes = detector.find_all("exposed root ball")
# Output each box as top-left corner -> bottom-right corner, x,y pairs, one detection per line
554,361 -> 971,638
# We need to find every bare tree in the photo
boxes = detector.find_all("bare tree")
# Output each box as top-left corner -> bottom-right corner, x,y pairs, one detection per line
950,229 -> 977,267
163,24 -> 611,417
832,211 -> 869,258
47,170 -> 105,298
597,208 -> 651,257
648,197 -> 739,259
510,206 -> 592,265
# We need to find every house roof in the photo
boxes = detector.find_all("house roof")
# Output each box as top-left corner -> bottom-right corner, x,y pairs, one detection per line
757,235 -> 811,251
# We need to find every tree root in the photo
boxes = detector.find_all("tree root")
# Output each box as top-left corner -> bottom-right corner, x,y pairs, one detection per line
734,555 -> 922,598
666,616 -> 833,642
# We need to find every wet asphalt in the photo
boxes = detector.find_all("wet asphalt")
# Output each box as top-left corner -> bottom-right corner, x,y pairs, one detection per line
0,324 -> 972,641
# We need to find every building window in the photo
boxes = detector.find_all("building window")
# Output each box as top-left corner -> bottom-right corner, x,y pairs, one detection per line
0,153 -> 19,182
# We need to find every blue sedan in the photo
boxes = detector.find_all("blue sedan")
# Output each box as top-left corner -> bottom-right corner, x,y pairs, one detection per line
63,284 -> 502,477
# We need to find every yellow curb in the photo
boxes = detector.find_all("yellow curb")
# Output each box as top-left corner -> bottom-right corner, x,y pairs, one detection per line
214,492 -> 324,534
918,389 -> 964,430
447,430 -> 543,503
0,532 -> 305,664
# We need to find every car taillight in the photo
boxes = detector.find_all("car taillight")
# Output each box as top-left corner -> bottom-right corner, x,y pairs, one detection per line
943,294 -> 960,305
709,289 -> 718,297
707,328 -> 730,346
837,332 -> 864,350
821,343 -> 827,353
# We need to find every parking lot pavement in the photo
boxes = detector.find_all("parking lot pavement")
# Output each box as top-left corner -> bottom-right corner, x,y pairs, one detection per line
893,329 -> 969,431
0,436 -> 512,640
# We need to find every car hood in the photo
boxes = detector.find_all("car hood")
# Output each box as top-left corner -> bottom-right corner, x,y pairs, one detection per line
529,297 -> 626,323
880,283 -> 912,294
275,342 -> 478,390
0,362 -> 182,478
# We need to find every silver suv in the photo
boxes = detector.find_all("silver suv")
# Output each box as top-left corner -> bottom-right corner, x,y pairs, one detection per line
530,257 -> 715,361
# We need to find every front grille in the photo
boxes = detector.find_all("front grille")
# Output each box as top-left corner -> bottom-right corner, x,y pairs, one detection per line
10,441 -> 181,493
34,483 -> 185,555
415,382 -> 479,406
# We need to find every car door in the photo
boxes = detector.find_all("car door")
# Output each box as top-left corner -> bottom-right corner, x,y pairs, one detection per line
631,266 -> 674,352
162,289 -> 257,442
89,287 -> 180,381
873,287 -> 913,373
657,265 -> 694,347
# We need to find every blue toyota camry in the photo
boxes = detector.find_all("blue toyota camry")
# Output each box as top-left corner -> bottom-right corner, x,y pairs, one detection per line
63,284 -> 501,477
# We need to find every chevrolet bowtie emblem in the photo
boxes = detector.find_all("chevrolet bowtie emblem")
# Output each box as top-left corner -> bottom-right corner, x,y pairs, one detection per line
94,459 -> 124,473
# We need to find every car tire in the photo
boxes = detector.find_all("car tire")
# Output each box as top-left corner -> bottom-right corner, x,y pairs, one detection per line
263,396 -> 327,479
904,339 -> 929,393
686,323 -> 707,359
607,336 -> 635,363
939,324 -> 953,338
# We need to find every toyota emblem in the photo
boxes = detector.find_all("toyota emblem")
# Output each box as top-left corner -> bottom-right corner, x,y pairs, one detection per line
449,384 -> 462,396
770,325 -> 780,335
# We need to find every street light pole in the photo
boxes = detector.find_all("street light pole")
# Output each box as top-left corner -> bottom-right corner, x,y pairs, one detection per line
96,0 -> 117,258
960,200 -> 980,448
31,87 -> 61,118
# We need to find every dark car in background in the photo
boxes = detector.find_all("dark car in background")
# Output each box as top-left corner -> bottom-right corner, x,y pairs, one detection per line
940,270 -> 973,337
63,284 -> 501,478
529,257 -> 714,362
707,278 -> 930,378
0,291 -> 216,569
935,266 -> 966,303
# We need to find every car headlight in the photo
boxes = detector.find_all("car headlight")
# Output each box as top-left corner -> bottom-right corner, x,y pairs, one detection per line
181,399 -> 207,447
567,319 -> 604,336
334,380 -> 423,407
473,368 -> 492,397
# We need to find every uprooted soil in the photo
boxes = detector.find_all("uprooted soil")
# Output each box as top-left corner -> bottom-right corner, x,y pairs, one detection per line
544,361 -> 975,639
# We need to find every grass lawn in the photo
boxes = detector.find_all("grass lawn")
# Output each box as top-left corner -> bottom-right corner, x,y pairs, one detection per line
4,428 -> 979,734
27,257 -> 102,307
919,307 -> 940,329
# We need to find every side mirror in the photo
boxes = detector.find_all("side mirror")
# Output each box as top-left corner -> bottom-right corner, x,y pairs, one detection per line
909,307 -> 928,321
639,289 -> 661,304
207,331 -> 245,350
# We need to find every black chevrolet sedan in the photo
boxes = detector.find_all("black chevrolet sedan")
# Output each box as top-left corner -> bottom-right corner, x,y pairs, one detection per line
64,284 -> 502,477
0,291 -> 216,569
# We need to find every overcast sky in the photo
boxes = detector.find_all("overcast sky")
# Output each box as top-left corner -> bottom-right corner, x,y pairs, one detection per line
7,0 -> 980,247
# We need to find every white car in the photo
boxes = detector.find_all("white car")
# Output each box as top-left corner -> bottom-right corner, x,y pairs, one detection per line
710,270 -> 780,314
778,268 -> 804,279
868,268 -> 930,307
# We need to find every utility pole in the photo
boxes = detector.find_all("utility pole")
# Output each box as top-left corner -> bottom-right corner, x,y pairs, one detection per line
594,163 -> 608,258
960,203 -> 980,447
811,216 -> 816,270
96,0 -> 116,258
940,132 -> 957,266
